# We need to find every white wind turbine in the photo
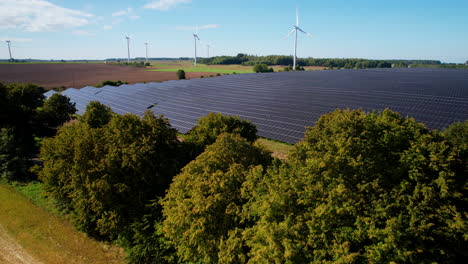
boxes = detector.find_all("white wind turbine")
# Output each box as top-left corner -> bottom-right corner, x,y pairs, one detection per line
144,41 -> 149,63
6,40 -> 13,61
125,34 -> 131,63
206,41 -> 214,58
285,7 -> 313,70
193,26 -> 201,66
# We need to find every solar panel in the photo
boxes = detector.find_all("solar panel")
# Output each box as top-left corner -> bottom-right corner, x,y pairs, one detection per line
50,68 -> 468,144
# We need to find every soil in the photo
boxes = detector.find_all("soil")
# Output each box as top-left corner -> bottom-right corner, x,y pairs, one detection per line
0,63 -> 208,88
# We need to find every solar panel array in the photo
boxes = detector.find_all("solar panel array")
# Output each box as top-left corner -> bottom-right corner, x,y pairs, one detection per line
52,68 -> 468,144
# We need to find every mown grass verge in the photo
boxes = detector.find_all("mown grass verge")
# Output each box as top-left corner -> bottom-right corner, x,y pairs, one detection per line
0,183 -> 125,264
256,137 -> 293,160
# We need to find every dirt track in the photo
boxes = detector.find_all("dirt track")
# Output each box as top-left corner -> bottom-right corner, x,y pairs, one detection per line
0,63 -> 207,88
0,224 -> 42,264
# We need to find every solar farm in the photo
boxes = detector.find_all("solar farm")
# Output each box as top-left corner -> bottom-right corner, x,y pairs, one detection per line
45,68 -> 468,144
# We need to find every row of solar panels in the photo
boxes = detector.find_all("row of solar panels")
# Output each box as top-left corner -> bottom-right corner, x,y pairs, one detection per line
43,68 -> 468,144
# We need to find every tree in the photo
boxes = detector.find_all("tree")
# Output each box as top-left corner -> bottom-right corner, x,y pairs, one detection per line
0,128 -> 29,181
39,110 -> 183,239
184,112 -> 258,155
39,93 -> 77,128
443,120 -> 468,148
244,109 -> 467,263
81,101 -> 113,128
253,64 -> 273,73
162,133 -> 272,263
176,69 -> 186,80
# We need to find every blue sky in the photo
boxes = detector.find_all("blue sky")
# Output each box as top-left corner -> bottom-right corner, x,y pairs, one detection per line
1,0 -> 467,62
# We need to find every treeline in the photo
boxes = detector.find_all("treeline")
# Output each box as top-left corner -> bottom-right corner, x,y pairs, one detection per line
0,82 -> 76,181
35,106 -> 468,262
1,82 -> 467,263
198,54 -> 443,69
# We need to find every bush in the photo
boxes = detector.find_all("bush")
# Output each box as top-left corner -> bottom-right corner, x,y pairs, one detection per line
95,80 -> 127,88
0,127 -> 29,182
176,69 -> 186,80
253,64 -> 274,73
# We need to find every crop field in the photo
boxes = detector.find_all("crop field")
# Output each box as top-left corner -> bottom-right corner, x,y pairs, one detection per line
0,61 -> 209,88
147,60 -> 254,74
53,68 -> 468,144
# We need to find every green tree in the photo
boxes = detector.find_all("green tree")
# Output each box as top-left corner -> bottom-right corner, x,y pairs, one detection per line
244,109 -> 467,263
162,133 -> 272,263
81,101 -> 113,128
443,120 -> 468,148
176,69 -> 186,80
0,128 -> 29,181
184,112 -> 258,155
39,110 -> 183,239
253,64 -> 273,73
39,93 -> 77,128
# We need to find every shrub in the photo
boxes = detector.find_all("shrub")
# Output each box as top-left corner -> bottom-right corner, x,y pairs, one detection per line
253,64 -> 274,73
96,80 -> 127,87
176,69 -> 186,80
443,120 -> 468,148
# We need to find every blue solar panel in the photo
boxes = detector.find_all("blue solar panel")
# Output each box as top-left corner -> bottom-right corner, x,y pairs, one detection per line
51,68 -> 468,143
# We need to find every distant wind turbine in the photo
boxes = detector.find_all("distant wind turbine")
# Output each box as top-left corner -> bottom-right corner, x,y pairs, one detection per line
125,34 -> 131,63
193,26 -> 200,66
285,7 -> 313,70
144,41 -> 149,63
206,41 -> 213,58
6,40 -> 12,61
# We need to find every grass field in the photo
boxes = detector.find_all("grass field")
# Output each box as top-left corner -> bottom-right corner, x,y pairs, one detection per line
149,67 -> 253,74
0,183 -> 125,264
256,138 -> 293,160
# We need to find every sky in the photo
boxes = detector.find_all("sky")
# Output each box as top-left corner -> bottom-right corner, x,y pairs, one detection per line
0,0 -> 467,63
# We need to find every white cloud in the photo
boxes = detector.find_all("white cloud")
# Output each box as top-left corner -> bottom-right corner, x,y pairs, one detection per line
0,0 -> 93,32
144,0 -> 191,10
72,30 -> 95,36
112,7 -> 132,17
0,37 -> 32,42
103,25 -> 113,30
129,15 -> 141,20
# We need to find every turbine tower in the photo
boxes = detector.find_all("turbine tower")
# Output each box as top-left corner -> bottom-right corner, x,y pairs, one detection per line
125,35 -> 131,63
144,41 -> 149,63
285,7 -> 312,70
193,26 -> 200,66
206,41 -> 213,58
6,40 -> 12,61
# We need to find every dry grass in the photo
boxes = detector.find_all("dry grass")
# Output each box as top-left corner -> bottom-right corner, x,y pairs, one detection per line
0,184 -> 125,264
256,138 -> 293,160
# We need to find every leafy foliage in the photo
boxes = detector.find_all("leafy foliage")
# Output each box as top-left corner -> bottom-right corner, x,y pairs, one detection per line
162,133 -> 272,263
80,101 -> 113,128
443,120 -> 468,148
0,128 -> 29,181
176,69 -> 186,80
38,93 -> 77,128
184,112 -> 258,155
39,110 -> 183,239
95,80 -> 127,87
253,64 -> 274,73
243,109 -> 467,263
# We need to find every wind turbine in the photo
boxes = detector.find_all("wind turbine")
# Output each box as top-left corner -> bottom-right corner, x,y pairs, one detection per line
144,41 -> 149,63
5,40 -> 12,61
125,34 -> 131,63
206,41 -> 214,58
285,7 -> 313,70
193,26 -> 200,66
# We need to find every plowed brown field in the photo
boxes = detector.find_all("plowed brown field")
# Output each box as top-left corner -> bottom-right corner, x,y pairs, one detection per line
0,63 -> 207,88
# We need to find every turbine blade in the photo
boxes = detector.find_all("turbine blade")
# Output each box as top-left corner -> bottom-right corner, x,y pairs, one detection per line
296,6 -> 299,26
283,28 -> 296,39
297,27 -> 313,37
